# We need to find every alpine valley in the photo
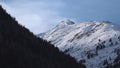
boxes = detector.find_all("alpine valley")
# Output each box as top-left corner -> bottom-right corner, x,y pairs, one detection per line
38,19 -> 120,68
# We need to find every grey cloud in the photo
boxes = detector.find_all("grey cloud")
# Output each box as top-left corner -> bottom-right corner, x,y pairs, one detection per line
0,0 -> 65,34
0,0 -> 120,34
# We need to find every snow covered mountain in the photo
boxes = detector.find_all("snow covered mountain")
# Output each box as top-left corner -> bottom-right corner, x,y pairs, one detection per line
38,19 -> 120,68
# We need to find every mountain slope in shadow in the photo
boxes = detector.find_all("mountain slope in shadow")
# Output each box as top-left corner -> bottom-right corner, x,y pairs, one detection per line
0,5 -> 85,68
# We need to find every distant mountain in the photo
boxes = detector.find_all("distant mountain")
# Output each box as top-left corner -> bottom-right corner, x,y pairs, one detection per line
38,19 -> 120,68
0,5 -> 85,68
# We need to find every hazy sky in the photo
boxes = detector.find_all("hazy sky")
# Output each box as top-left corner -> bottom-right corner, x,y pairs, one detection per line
0,0 -> 120,34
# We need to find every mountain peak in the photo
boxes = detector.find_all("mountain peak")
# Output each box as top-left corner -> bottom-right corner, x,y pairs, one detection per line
39,20 -> 120,68
58,19 -> 75,26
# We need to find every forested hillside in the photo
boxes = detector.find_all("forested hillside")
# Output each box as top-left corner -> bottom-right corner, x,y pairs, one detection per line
0,5 -> 85,68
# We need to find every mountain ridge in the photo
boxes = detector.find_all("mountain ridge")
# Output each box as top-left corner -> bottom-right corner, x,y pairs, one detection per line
39,19 -> 120,68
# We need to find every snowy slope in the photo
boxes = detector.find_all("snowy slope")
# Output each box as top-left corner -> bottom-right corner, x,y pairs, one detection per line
38,20 -> 120,68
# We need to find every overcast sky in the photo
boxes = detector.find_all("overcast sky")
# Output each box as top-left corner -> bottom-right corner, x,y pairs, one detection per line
0,0 -> 120,34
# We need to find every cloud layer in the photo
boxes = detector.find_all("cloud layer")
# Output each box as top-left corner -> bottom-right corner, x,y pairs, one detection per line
0,0 -> 120,34
0,0 -> 65,34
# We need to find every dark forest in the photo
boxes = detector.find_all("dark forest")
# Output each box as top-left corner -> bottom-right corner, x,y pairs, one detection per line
0,5 -> 85,68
